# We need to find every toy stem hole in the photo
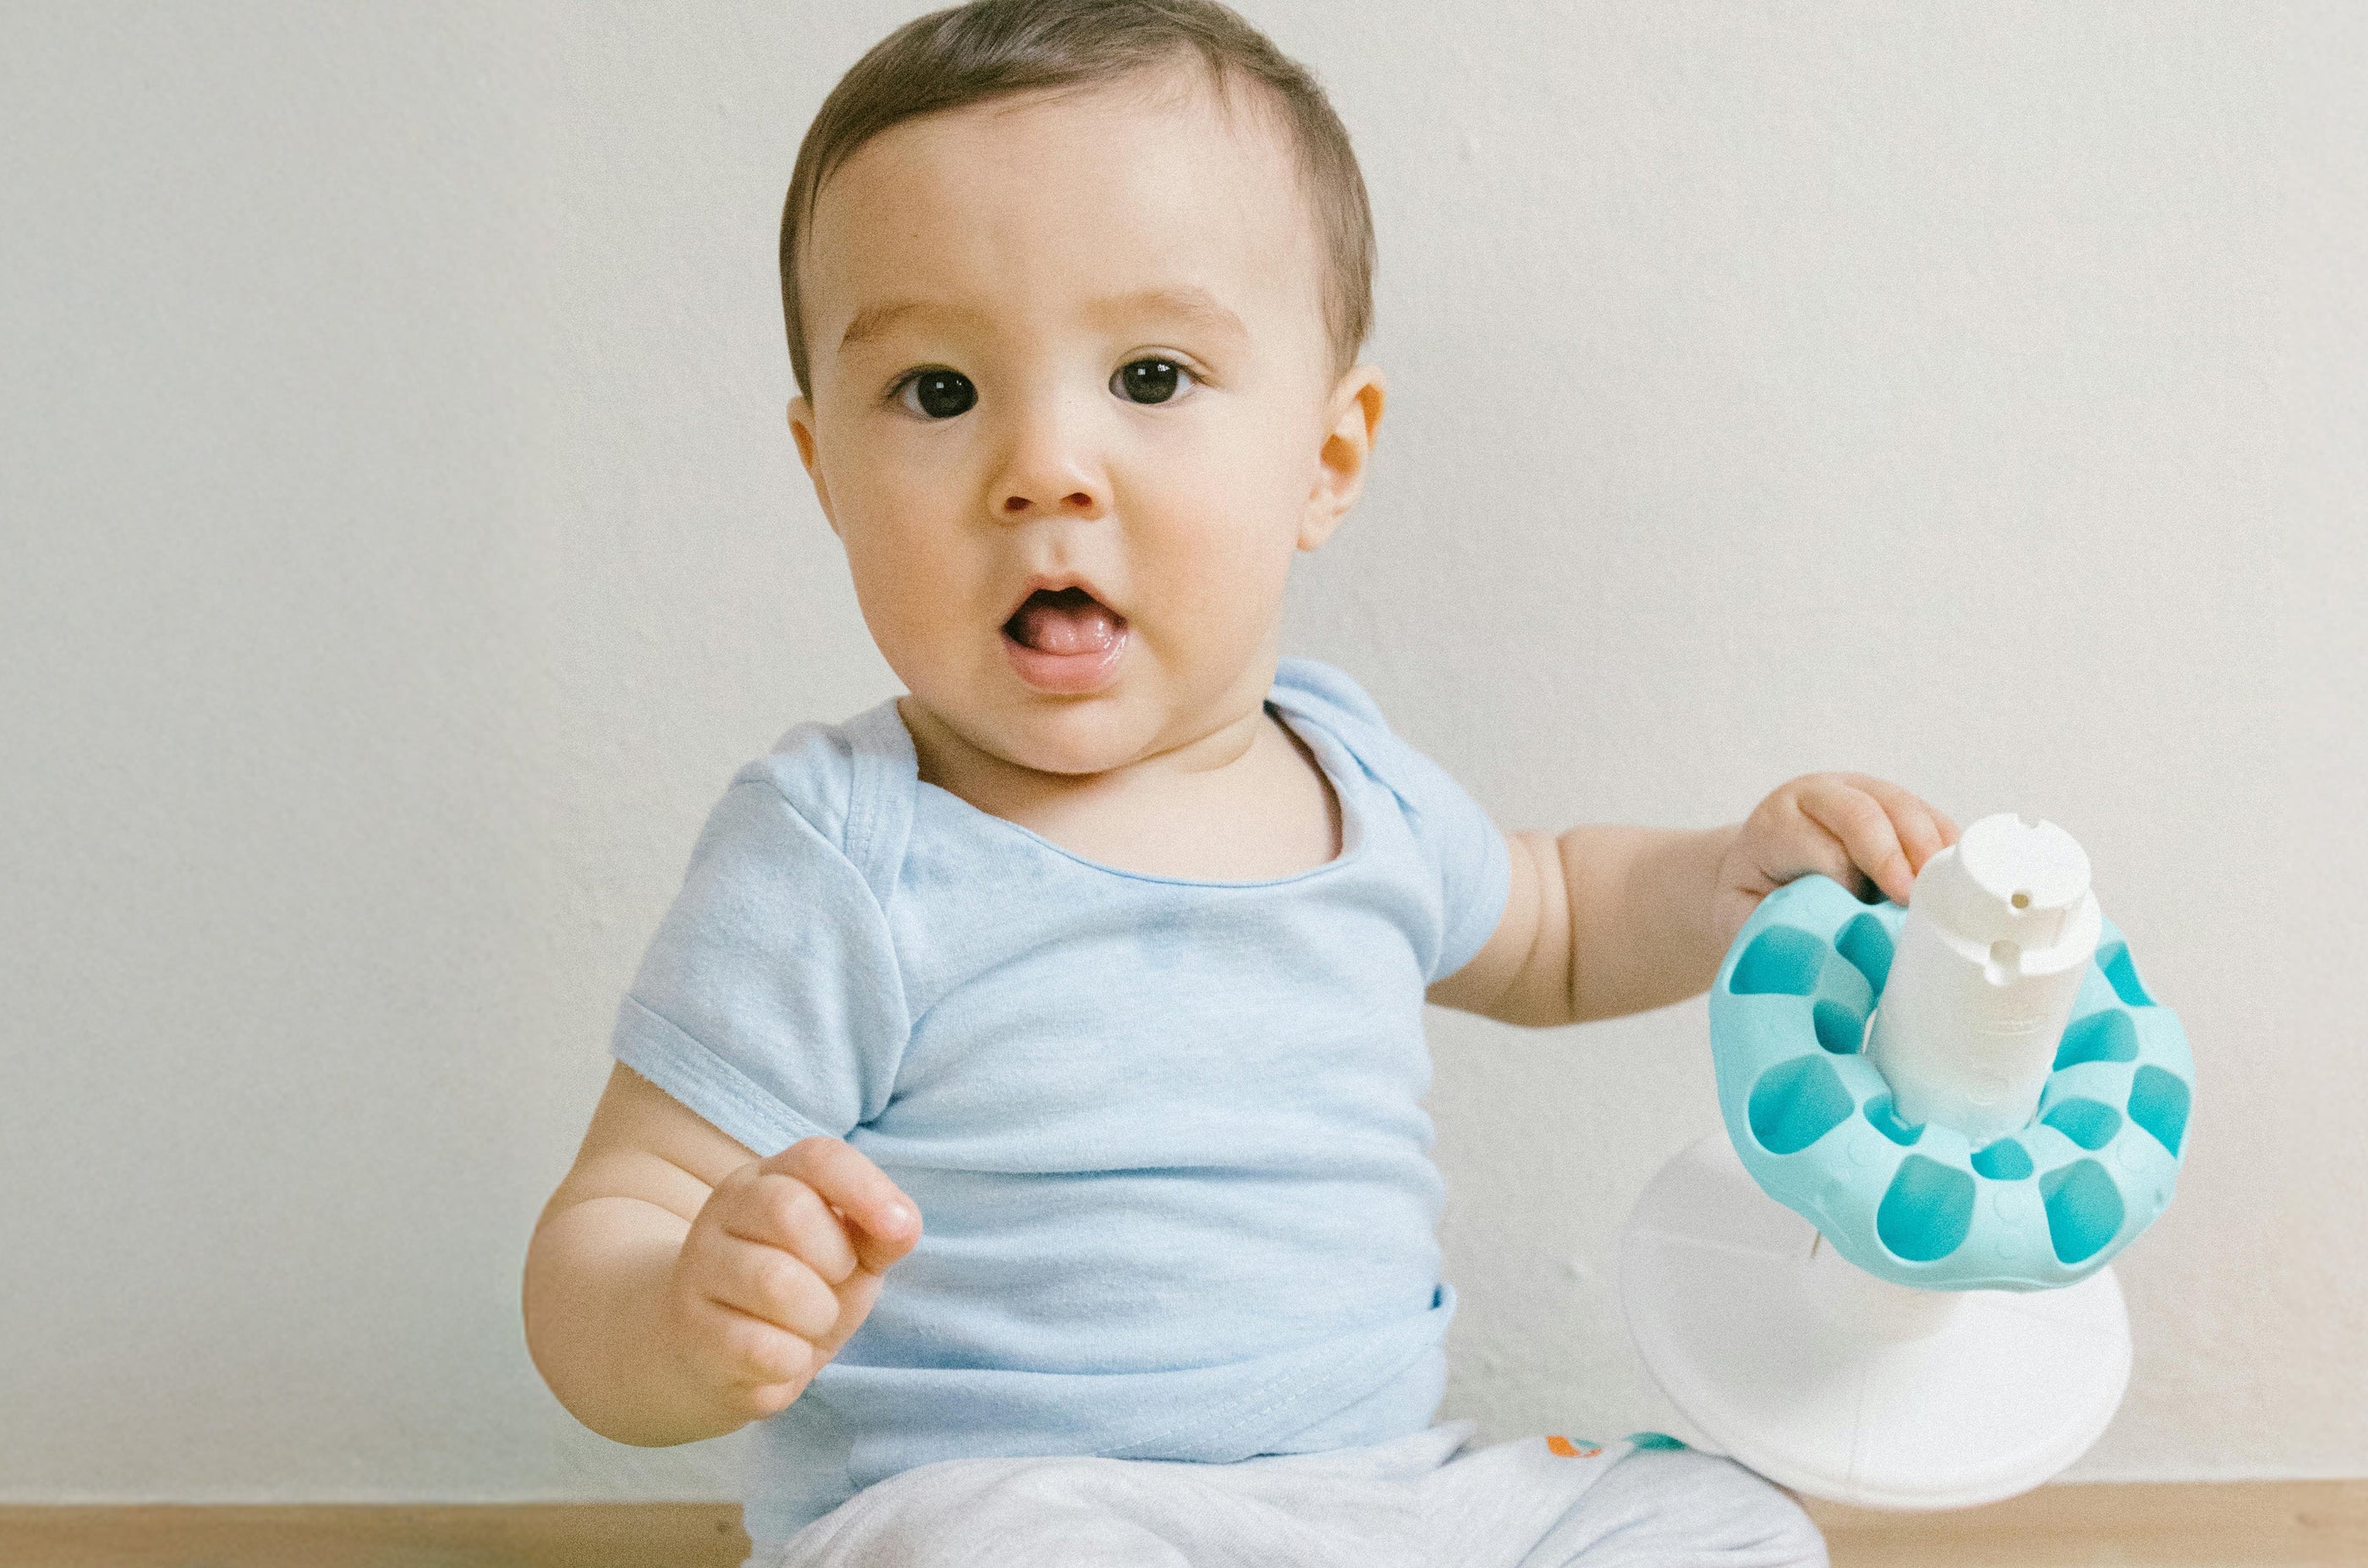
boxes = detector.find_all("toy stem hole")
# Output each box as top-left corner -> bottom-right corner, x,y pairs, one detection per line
1987,939 -> 2020,982
2011,890 -> 2031,909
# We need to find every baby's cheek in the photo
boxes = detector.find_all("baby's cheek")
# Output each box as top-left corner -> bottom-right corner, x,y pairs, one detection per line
841,532 -> 992,697
1138,518 -> 1293,649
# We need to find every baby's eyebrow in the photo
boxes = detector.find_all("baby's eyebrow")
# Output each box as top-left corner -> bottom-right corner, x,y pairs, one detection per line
835,287 -> 1247,354
1085,286 -> 1248,346
839,299 -> 965,353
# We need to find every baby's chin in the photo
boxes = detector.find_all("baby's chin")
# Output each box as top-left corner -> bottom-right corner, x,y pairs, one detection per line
960,690 -> 1187,780
908,664 -> 1234,783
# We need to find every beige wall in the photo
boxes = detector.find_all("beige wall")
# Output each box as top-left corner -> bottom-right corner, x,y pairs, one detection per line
3,2 -> 2360,1500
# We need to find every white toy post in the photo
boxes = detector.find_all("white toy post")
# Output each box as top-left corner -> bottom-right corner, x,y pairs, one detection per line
1866,817 -> 2101,1144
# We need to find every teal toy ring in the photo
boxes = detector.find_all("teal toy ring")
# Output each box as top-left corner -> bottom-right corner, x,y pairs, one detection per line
1710,874 -> 2194,1291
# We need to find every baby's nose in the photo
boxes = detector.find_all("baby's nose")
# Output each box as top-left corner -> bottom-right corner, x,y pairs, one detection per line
991,403 -> 1109,520
1002,486 -> 1095,517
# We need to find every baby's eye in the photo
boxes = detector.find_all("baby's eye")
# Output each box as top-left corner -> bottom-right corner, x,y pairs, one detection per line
896,369 -> 977,419
1111,358 -> 1194,406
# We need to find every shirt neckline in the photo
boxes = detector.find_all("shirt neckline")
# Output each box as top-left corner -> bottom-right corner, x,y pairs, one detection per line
874,688 -> 1368,890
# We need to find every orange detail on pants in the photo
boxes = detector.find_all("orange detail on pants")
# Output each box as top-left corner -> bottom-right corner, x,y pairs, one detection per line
1544,1435 -> 1602,1459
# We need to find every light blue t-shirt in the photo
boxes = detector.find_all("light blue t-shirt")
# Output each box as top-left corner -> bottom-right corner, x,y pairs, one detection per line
610,657 -> 1512,1543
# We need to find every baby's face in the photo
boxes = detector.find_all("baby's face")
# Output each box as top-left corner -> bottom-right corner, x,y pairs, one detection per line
788,69 -> 1381,779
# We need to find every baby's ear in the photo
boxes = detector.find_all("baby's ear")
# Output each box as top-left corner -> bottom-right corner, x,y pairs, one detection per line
787,396 -> 841,538
1299,365 -> 1385,551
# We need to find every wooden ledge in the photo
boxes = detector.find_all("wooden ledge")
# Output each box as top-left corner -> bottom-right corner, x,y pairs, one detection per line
0,1481 -> 2362,1566
1804,1479 -> 2368,1566
0,1504 -> 751,1567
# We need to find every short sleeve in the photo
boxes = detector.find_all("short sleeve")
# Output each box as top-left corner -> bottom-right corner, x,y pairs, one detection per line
1272,658 -> 1511,984
609,769 -> 912,1157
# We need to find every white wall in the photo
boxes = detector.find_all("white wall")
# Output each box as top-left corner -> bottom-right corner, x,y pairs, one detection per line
3,2 -> 2360,1501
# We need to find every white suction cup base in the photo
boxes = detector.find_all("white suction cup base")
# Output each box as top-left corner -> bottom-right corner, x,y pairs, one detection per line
1620,1134 -> 2131,1510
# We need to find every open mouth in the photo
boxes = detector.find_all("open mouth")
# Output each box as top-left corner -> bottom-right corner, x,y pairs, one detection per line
1003,586 -> 1124,654
1001,585 -> 1128,694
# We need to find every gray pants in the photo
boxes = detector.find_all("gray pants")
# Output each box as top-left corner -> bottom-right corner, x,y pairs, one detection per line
746,1423 -> 1827,1567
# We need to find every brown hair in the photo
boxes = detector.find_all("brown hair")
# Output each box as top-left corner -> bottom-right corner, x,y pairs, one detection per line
778,0 -> 1373,398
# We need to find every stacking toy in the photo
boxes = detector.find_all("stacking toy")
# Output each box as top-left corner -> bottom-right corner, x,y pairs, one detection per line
1619,814 -> 2194,1510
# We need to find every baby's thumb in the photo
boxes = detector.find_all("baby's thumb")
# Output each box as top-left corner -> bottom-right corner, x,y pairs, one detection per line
843,1198 -> 920,1276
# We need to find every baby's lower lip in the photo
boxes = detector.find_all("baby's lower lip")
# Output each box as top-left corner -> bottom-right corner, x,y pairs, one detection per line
1002,622 -> 1128,694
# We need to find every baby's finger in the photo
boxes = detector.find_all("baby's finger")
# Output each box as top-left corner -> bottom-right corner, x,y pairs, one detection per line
765,1137 -> 921,1275
687,1292 -> 816,1390
721,1171 -> 860,1284
1841,773 -> 1950,880
1751,798 -> 1859,896
1795,776 -> 1916,904
709,1236 -> 841,1343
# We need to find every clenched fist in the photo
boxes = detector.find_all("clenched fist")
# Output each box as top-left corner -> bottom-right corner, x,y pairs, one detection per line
659,1136 -> 919,1423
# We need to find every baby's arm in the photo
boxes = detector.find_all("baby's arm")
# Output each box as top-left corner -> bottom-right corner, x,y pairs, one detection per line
522,1062 -> 918,1446
1428,771 -> 1956,1028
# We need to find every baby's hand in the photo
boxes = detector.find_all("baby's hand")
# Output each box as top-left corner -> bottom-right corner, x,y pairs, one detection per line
660,1137 -> 920,1423
1711,772 -> 1960,950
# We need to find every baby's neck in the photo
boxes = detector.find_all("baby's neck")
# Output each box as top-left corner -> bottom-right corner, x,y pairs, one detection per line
896,694 -> 1341,881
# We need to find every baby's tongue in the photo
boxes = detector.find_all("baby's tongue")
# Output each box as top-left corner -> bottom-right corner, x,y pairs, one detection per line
1009,588 -> 1122,655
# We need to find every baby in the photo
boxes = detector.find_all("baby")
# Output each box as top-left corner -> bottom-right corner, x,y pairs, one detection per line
523,3 -> 1957,1563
